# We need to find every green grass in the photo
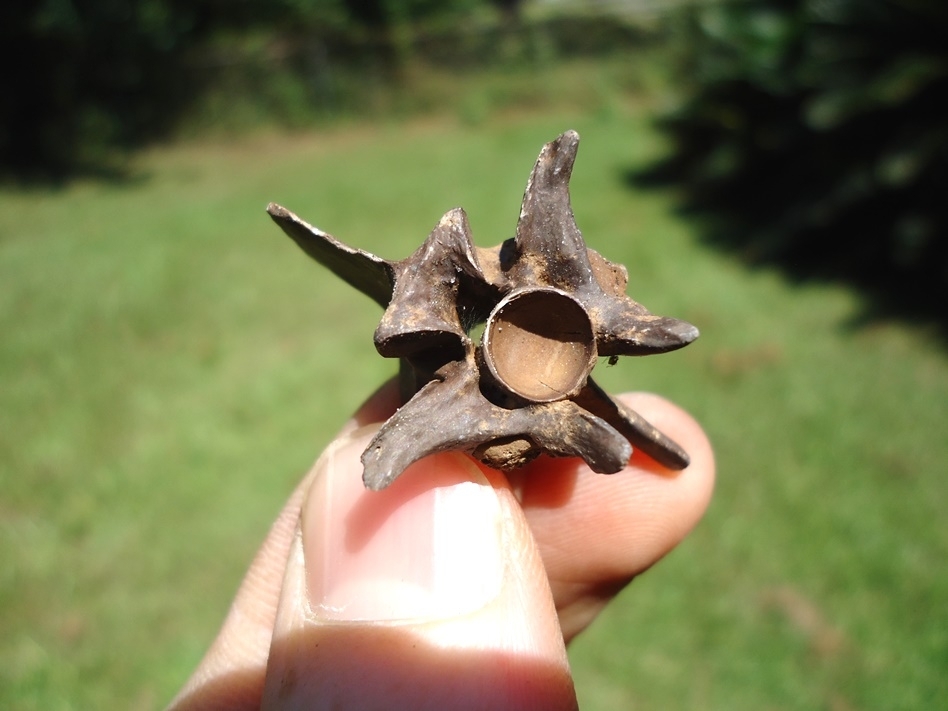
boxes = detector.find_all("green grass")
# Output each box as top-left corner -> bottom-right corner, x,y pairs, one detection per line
2,106 -> 946,710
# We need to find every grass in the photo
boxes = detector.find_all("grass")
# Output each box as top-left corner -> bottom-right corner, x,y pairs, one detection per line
1,102 -> 947,709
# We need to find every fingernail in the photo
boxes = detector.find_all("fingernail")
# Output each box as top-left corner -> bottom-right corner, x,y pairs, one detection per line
301,425 -> 505,622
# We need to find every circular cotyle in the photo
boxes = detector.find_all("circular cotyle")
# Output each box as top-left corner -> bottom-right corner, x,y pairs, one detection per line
482,287 -> 597,402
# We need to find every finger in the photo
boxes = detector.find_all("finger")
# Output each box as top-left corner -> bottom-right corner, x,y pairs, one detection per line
168,384 -> 710,709
167,380 -> 402,711
261,425 -> 578,711
509,392 -> 715,641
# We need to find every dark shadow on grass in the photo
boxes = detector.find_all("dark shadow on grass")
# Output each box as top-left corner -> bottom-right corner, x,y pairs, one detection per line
0,157 -> 152,191
624,164 -> 948,347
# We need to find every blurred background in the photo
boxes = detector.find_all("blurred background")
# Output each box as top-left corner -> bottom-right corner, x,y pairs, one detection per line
1,0 -> 946,709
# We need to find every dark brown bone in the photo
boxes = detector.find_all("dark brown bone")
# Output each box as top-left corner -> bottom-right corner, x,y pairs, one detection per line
268,130 -> 698,490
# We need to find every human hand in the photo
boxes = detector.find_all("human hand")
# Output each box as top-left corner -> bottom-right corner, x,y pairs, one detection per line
167,380 -> 714,710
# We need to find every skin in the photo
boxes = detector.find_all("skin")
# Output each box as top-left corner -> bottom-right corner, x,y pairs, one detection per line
167,381 -> 715,710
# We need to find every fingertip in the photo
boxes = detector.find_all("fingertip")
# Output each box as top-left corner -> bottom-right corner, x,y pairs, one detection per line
263,430 -> 577,709
515,391 -> 714,642
616,391 -> 716,524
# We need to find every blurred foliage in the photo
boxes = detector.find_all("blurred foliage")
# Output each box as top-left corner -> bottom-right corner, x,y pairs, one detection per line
0,0 -> 489,178
4,0 -> 219,178
642,0 -> 948,326
180,13 -> 654,137
3,0 -> 651,180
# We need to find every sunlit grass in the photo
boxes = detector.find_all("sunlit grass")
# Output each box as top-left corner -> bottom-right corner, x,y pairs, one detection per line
1,102 -> 946,710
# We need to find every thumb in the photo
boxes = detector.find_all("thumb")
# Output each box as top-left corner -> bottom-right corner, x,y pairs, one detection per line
261,425 -> 578,711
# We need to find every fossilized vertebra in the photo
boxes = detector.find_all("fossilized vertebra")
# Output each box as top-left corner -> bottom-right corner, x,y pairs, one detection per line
268,130 -> 698,490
